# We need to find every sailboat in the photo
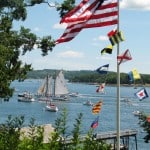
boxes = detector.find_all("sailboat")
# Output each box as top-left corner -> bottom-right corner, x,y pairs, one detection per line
37,75 -> 52,102
52,70 -> 69,101
37,70 -> 69,101
37,75 -> 58,112
96,83 -> 106,94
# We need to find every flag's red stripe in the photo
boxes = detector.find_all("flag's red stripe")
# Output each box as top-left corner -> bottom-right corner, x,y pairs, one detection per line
93,108 -> 101,110
98,2 -> 118,10
90,11 -> 118,20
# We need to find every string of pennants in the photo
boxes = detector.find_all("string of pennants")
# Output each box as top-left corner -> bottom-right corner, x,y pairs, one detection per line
91,28 -> 149,130
96,27 -> 149,101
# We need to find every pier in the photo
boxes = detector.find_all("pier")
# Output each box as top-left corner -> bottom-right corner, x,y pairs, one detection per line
21,126 -> 138,149
95,129 -> 138,150
65,129 -> 138,150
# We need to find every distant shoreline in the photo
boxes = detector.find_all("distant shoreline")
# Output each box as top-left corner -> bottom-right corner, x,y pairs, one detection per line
86,82 -> 150,87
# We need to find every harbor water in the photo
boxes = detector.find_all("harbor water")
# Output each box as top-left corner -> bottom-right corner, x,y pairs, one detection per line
0,79 -> 150,149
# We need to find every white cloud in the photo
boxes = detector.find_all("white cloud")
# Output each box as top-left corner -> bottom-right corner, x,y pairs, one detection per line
93,35 -> 108,41
57,50 -> 84,58
53,23 -> 67,29
120,0 -> 150,10
98,35 -> 108,41
34,27 -> 40,32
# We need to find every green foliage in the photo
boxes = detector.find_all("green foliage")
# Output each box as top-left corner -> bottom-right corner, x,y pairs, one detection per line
83,129 -> 111,150
27,69 -> 150,86
0,115 -> 24,150
139,113 -> 150,143
48,108 -> 68,150
57,0 -> 75,18
69,113 -> 83,150
18,118 -> 44,150
49,109 -> 111,150
0,110 -> 111,150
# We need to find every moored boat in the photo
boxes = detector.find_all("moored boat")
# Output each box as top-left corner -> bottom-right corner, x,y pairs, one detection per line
45,103 -> 58,112
83,100 -> 93,106
18,91 -> 35,102
132,110 -> 141,116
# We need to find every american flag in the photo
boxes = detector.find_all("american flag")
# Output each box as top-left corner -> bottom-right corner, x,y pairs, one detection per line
56,0 -> 118,44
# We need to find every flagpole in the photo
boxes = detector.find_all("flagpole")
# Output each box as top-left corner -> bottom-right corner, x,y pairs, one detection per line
116,0 -> 120,150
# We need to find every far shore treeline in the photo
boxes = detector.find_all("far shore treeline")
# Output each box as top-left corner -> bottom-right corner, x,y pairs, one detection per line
27,69 -> 150,86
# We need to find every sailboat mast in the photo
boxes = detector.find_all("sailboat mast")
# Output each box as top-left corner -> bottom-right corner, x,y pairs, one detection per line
45,74 -> 48,96
53,71 -> 56,97
116,0 -> 120,150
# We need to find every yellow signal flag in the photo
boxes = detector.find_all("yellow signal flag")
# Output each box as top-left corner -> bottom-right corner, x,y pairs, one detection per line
132,68 -> 141,80
92,100 -> 103,114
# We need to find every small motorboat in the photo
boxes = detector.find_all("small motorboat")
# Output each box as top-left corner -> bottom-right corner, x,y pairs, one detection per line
132,110 -> 141,116
83,100 -> 93,106
18,91 -> 35,102
45,103 -> 58,112
69,92 -> 78,97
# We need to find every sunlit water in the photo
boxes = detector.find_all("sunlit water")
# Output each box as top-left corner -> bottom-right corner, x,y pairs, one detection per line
0,79 -> 150,149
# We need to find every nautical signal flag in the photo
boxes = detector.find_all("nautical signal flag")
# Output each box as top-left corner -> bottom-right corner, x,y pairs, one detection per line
96,64 -> 109,74
55,0 -> 118,44
128,69 -> 141,83
107,29 -> 125,46
101,45 -> 113,55
135,88 -> 149,100
117,49 -> 132,65
147,116 -> 150,123
128,71 -> 134,83
96,83 -> 105,93
92,100 -> 103,114
132,68 -> 141,80
91,116 -> 99,129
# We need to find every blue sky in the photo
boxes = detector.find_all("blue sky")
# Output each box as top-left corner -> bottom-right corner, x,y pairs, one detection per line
16,0 -> 150,74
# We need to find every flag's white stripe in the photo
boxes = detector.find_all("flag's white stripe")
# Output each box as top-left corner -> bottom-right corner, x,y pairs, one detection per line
60,32 -> 79,39
95,7 -> 118,15
85,16 -> 118,25
103,0 -> 117,5
63,24 -> 83,34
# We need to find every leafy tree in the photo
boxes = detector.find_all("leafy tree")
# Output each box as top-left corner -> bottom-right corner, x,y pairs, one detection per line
19,118 -> 44,150
0,0 -> 75,99
48,108 -> 68,150
139,113 -> 150,143
0,115 -> 24,150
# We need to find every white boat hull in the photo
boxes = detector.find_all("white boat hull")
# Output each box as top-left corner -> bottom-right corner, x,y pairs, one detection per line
132,111 -> 141,116
45,104 -> 58,112
83,101 -> 93,106
18,92 -> 35,102
18,97 -> 35,102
